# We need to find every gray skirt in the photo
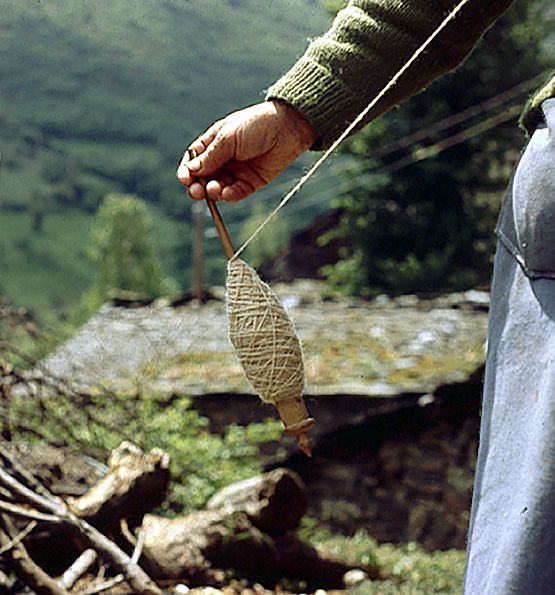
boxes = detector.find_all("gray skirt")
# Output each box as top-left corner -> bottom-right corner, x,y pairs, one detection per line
464,98 -> 555,594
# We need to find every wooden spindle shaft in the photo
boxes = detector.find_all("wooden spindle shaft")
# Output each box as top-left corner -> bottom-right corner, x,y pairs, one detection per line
205,199 -> 236,260
187,148 -> 235,260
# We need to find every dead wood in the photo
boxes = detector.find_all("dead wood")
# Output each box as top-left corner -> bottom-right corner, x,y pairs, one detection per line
58,548 -> 97,590
0,441 -> 368,591
0,514 -> 70,595
140,510 -> 363,588
140,511 -> 227,584
67,441 -> 170,531
0,441 -> 105,498
205,468 -> 307,534
0,459 -> 163,595
140,468 -> 366,588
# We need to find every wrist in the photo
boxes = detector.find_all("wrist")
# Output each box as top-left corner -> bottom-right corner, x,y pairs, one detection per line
269,99 -> 319,150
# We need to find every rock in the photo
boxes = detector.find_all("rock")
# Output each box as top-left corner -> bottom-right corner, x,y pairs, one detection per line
343,569 -> 369,587
41,284 -> 488,397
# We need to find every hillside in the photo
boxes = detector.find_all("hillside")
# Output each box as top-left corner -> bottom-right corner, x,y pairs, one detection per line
0,0 -> 333,320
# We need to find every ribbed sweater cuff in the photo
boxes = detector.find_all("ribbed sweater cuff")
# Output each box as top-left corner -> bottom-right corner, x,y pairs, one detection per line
266,56 -> 365,151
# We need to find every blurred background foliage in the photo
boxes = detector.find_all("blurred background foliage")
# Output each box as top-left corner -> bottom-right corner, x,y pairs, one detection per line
0,0 -> 332,323
322,0 -> 554,295
1,0 -> 553,324
81,193 -> 177,315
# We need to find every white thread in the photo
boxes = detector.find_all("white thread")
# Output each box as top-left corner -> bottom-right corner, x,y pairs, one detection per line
226,258 -> 305,404
235,0 -> 471,259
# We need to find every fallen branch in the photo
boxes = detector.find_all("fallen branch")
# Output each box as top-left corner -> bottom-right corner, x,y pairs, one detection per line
0,440 -> 53,499
59,548 -> 98,590
0,466 -> 67,517
67,441 -> 170,531
0,464 -> 163,594
206,467 -> 307,533
0,499 -> 62,523
1,442 -> 372,591
0,514 -> 70,595
0,520 -> 37,555
131,529 -> 145,565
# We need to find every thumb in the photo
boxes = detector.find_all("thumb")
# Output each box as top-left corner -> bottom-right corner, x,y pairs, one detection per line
189,131 -> 236,176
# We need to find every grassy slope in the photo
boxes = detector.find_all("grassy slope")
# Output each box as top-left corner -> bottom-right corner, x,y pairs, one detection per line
0,0 -> 331,320
0,204 -> 184,321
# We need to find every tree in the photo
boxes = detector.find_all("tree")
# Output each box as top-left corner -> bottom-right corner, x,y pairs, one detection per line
323,1 -> 553,296
85,194 -> 168,309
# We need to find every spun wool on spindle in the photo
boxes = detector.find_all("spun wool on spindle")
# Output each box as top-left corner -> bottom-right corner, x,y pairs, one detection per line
226,258 -> 305,404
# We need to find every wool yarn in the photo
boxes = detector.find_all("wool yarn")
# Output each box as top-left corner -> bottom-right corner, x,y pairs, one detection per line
226,258 -> 305,404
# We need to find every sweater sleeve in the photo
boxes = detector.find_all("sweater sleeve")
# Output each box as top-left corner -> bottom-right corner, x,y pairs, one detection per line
266,0 -> 514,149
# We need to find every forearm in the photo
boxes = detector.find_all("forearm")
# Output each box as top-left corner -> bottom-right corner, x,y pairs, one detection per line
267,0 -> 514,149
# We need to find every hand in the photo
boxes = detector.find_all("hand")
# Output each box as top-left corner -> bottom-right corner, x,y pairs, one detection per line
176,100 -> 318,203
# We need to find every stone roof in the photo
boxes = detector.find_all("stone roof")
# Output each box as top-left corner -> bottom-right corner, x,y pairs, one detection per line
42,281 -> 489,397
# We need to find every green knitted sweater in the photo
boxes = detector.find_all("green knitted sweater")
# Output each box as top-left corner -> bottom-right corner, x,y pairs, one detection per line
266,0 -> 553,148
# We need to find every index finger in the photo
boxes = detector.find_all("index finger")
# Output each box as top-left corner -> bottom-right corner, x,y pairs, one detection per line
187,120 -> 223,158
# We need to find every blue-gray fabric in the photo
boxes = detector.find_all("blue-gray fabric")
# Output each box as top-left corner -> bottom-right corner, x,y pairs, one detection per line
464,98 -> 555,593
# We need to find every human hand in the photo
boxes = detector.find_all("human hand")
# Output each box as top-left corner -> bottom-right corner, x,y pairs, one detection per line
176,100 -> 318,203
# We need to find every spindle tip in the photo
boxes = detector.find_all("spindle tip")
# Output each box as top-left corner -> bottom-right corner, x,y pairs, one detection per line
297,432 -> 313,457
276,397 -> 316,457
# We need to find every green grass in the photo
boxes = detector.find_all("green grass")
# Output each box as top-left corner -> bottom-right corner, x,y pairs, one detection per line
301,524 -> 466,594
0,204 -> 188,324
8,380 -> 284,513
0,0 -> 332,321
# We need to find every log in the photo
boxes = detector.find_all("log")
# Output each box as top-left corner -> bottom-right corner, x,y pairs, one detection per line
1,445 -> 370,591
140,510 -> 235,585
205,468 -> 307,534
140,511 -> 365,588
68,441 -> 170,530
141,469 -> 368,588
6,441 -> 169,572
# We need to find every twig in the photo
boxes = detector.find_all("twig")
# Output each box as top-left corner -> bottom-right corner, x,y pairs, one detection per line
0,520 -> 37,555
59,548 -> 98,590
120,518 -> 137,548
0,466 -> 66,517
0,466 -> 163,594
76,519 -> 162,594
131,529 -> 145,565
0,440 -> 53,498
0,514 -> 70,595
81,574 -> 125,595
0,499 -> 63,523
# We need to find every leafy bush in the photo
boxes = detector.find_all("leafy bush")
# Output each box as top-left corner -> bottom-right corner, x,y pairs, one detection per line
9,386 -> 283,513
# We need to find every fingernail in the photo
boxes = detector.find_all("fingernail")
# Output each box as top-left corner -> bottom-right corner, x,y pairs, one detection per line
187,158 -> 201,172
